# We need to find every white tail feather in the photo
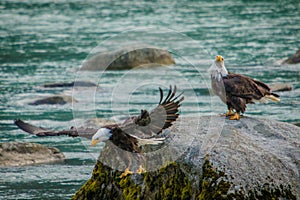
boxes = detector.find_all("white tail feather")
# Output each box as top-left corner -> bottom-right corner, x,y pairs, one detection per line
265,95 -> 280,102
132,136 -> 165,146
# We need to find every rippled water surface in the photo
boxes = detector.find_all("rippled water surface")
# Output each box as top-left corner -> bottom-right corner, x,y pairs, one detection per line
1,0 -> 300,199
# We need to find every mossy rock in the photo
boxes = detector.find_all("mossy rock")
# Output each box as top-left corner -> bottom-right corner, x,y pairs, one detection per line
72,157 -> 296,200
72,116 -> 300,199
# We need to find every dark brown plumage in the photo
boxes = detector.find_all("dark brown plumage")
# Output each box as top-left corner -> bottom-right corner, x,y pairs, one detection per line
209,55 -> 280,120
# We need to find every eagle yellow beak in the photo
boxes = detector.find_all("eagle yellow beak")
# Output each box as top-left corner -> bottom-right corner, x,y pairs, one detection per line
216,55 -> 224,62
91,139 -> 100,147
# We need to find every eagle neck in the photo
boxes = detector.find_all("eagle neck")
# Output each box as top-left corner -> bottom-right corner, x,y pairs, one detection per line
209,62 -> 228,81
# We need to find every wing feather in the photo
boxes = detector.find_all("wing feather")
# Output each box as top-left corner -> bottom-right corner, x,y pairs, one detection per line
223,73 -> 269,100
120,85 -> 184,138
14,119 -> 97,139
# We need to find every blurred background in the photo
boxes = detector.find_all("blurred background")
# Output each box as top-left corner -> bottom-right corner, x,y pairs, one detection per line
1,0 -> 299,199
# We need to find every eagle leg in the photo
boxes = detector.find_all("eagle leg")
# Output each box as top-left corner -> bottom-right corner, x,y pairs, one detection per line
225,108 -> 235,116
229,112 -> 241,120
220,108 -> 235,116
119,168 -> 133,178
136,164 -> 146,174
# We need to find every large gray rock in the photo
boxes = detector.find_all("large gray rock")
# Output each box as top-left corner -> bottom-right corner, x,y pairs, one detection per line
0,142 -> 65,167
81,46 -> 175,70
72,116 -> 299,200
283,49 -> 300,64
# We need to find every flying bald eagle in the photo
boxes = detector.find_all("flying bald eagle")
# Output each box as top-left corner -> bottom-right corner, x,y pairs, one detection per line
208,55 -> 280,120
14,85 -> 184,177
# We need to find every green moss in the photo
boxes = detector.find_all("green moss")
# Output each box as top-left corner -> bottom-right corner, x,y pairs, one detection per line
142,162 -> 193,200
119,175 -> 141,200
72,156 -> 297,200
196,156 -> 296,200
197,155 -> 236,200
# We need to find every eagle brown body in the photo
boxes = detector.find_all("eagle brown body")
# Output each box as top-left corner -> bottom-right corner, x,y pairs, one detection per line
209,55 -> 280,120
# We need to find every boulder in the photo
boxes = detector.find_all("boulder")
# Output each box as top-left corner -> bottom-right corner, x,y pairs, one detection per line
43,81 -> 97,88
29,95 -> 76,105
81,46 -> 175,70
72,116 -> 299,200
283,49 -> 300,64
0,142 -> 65,167
270,83 -> 292,92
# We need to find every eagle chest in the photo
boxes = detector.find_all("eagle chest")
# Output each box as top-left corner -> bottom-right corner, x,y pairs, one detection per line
110,130 -> 140,153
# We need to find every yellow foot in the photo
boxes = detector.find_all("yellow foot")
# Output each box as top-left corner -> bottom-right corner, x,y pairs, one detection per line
220,109 -> 235,117
229,113 -> 241,120
120,168 -> 133,178
136,165 -> 146,174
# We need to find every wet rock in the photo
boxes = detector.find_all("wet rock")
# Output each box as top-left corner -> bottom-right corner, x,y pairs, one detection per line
293,122 -> 300,127
0,142 -> 65,167
270,83 -> 292,92
43,81 -> 97,88
283,49 -> 300,64
72,116 -> 299,200
29,95 -> 76,105
82,118 -> 115,128
81,46 -> 175,71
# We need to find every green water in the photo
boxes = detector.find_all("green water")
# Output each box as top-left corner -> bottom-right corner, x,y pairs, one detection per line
1,1 -> 300,199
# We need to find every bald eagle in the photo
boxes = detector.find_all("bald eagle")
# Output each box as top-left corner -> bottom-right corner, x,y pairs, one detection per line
15,85 -> 184,177
208,55 -> 280,120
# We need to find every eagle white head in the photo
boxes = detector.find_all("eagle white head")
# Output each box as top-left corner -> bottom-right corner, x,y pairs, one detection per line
207,55 -> 228,81
91,128 -> 112,147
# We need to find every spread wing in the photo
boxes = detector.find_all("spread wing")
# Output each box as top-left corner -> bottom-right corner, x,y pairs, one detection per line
14,119 -> 98,139
120,85 -> 184,138
223,73 -> 271,100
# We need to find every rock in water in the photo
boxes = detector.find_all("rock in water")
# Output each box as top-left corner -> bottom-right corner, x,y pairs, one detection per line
0,142 -> 65,167
270,83 -> 292,92
43,81 -> 97,88
81,46 -> 175,70
283,49 -> 300,64
72,116 -> 300,200
29,95 -> 76,105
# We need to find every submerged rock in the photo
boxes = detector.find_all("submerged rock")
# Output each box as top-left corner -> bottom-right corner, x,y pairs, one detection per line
81,46 -> 175,70
283,49 -> 300,64
0,142 -> 65,167
43,81 -> 97,88
72,116 -> 299,200
29,95 -> 76,105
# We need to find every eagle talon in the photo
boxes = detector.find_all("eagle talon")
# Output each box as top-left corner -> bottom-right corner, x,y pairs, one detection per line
120,168 -> 133,178
136,165 -> 146,174
229,113 -> 241,120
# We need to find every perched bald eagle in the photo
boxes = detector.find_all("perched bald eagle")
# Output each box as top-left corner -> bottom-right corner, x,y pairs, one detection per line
208,55 -> 280,120
15,85 -> 184,177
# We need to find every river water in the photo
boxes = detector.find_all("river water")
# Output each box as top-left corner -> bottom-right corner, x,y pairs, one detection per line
1,1 -> 299,199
